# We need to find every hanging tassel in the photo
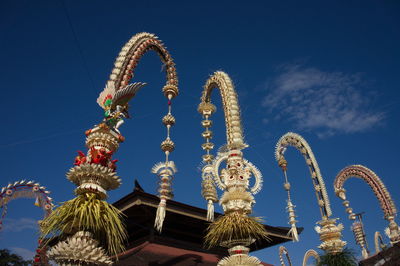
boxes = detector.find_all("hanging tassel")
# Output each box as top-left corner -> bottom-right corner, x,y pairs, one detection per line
34,196 -> 40,207
207,199 -> 214,222
288,225 -> 299,242
201,165 -> 218,222
384,226 -> 391,240
286,200 -> 299,242
155,198 -> 166,233
361,248 -> 368,259
152,161 -> 176,233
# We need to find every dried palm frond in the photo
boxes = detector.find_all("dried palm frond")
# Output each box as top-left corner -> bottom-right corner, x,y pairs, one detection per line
40,192 -> 127,256
204,211 -> 269,248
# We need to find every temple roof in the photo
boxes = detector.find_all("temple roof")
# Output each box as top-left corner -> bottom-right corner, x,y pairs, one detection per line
115,241 -> 273,266
112,181 -> 302,265
359,242 -> 400,266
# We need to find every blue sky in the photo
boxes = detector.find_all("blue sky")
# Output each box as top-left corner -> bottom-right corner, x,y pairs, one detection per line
1,0 -> 400,264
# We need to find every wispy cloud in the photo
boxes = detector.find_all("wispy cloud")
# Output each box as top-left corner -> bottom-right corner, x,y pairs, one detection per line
2,218 -> 38,232
261,64 -> 384,137
10,247 -> 35,261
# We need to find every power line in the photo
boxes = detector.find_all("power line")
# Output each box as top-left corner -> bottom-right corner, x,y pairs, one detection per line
0,129 -> 81,148
59,0 -> 98,95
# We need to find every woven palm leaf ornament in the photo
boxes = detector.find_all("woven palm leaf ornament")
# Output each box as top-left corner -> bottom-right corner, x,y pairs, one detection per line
152,161 -> 177,232
198,71 -> 267,266
0,180 -> 53,231
0,180 -> 53,265
41,32 -> 178,265
350,216 -> 369,259
334,164 -> 400,256
275,132 -> 346,254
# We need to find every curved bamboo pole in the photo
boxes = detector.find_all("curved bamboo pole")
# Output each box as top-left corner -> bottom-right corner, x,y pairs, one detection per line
275,132 -> 346,253
101,32 -> 179,233
199,71 -> 265,266
275,132 -> 331,218
278,246 -> 292,266
302,249 -> 320,266
0,180 -> 53,224
199,71 -> 245,150
1,180 -> 53,265
107,32 -> 178,96
334,165 -> 400,245
198,71 -> 246,221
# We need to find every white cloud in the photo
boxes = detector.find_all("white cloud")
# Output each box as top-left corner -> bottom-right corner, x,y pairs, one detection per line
261,65 -> 384,137
2,218 -> 38,232
9,247 -> 35,261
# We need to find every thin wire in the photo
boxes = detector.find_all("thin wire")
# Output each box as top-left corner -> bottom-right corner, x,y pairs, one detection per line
0,129 -> 81,148
59,0 -> 97,95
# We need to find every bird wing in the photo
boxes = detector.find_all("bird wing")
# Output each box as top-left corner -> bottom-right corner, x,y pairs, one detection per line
111,82 -> 146,109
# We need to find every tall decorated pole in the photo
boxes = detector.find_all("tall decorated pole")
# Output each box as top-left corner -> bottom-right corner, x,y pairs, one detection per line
275,132 -> 346,254
40,32 -> 178,265
198,71 -> 267,266
104,32 -> 179,233
334,164 -> 400,257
